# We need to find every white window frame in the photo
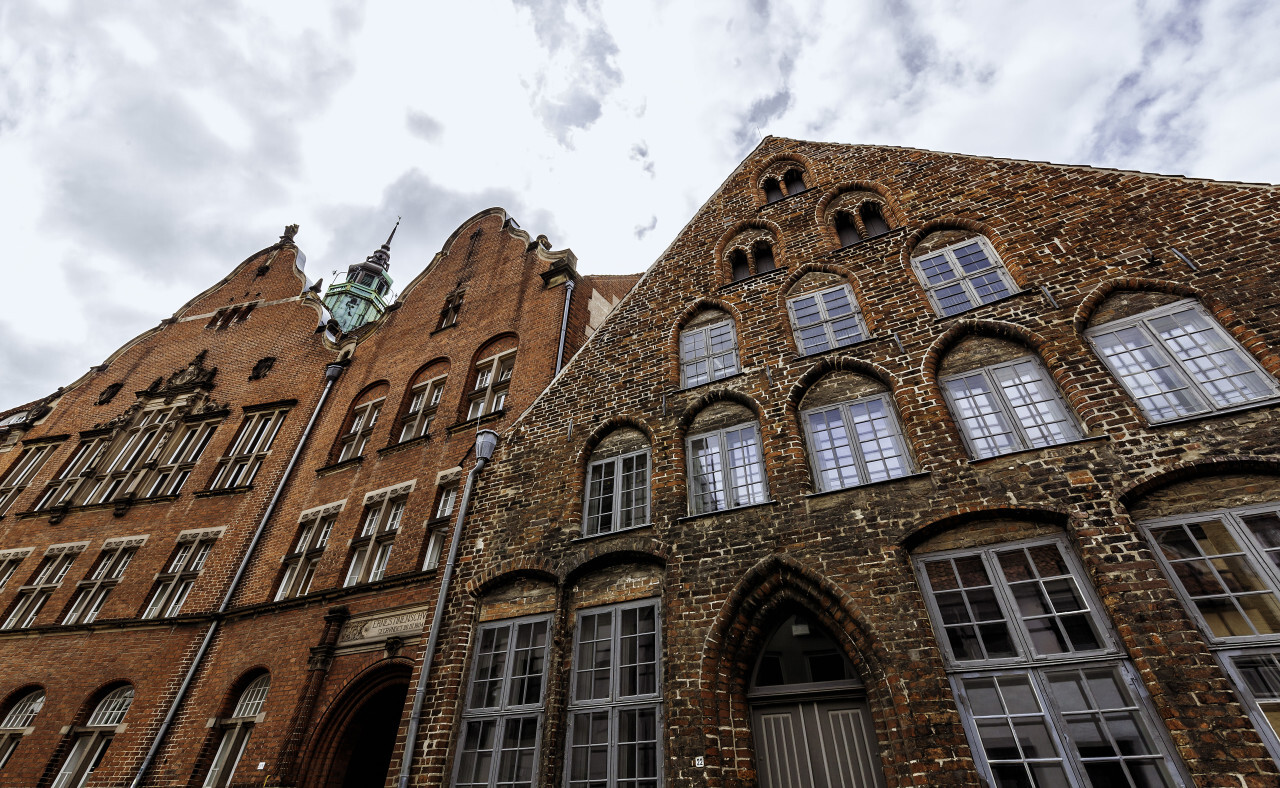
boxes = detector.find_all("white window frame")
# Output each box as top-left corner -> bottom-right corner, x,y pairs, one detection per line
915,537 -> 1187,788
1086,299 -> 1279,424
467,352 -> 516,420
81,405 -> 178,505
34,436 -> 111,510
145,418 -> 218,497
679,319 -> 738,389
62,539 -> 141,625
686,422 -> 768,515
911,236 -> 1016,317
276,512 -> 338,601
209,408 -> 288,490
337,397 -> 384,462
400,375 -> 447,442
0,548 -> 32,592
2,545 -> 84,630
452,614 -> 552,788
143,532 -> 219,619
0,443 -> 58,515
202,674 -> 270,788
0,688 -> 44,769
584,449 -> 650,536
802,393 -> 912,492
565,599 -> 662,788
940,357 -> 1082,460
786,284 -> 868,356
344,497 -> 405,586
52,686 -> 133,788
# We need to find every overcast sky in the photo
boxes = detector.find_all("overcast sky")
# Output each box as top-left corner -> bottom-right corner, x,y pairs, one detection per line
1,0 -> 1278,406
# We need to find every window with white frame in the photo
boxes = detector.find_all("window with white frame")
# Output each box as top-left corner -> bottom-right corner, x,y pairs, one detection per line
61,539 -> 140,625
0,442 -> 59,515
434,484 -> 459,522
2,546 -> 83,630
51,685 -> 134,788
911,236 -> 1016,317
1087,299 -> 1278,423
467,353 -> 516,420
453,615 -> 551,788
0,549 -> 31,592
584,430 -> 650,536
202,674 -> 270,788
804,393 -> 911,491
0,688 -> 44,768
787,284 -> 868,356
941,357 -> 1082,459
679,315 -> 739,388
209,408 -> 288,489
337,397 -> 384,462
145,418 -> 218,497
422,530 -> 447,571
33,435 -> 111,510
344,496 -> 406,586
687,422 -> 768,515
143,531 -> 218,618
400,375 -> 447,442
916,537 -> 1186,788
1141,503 -> 1280,759
275,512 -> 338,601
566,600 -> 661,788
80,406 -> 178,504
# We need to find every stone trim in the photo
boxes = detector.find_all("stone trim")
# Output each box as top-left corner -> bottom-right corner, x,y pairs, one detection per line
101,534 -> 148,550
362,479 -> 416,506
298,499 -> 347,522
177,526 -> 225,543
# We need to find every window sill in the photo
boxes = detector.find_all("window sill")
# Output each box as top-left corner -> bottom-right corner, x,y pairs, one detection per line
793,334 -> 890,362
378,434 -> 430,457
805,471 -> 932,498
316,456 -> 364,476
571,523 -> 654,543
758,186 -> 812,210
430,322 -> 458,336
720,266 -> 788,293
679,371 -> 747,394
932,289 -> 1036,322
678,499 -> 779,523
1144,397 -> 1280,429
194,485 -> 253,498
965,434 -> 1110,466
447,409 -> 506,434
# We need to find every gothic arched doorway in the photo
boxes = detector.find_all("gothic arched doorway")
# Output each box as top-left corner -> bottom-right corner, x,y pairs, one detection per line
748,613 -> 886,788
304,663 -> 411,788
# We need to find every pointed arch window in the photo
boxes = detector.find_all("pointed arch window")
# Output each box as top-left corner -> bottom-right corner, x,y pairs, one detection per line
0,688 -> 44,768
52,686 -> 134,788
203,674 -> 270,788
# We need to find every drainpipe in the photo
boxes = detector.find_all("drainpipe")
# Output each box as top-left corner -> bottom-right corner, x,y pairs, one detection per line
554,278 -> 575,374
397,429 -> 499,788
130,361 -> 346,788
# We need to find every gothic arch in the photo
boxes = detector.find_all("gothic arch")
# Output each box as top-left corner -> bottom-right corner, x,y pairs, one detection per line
464,561 -> 558,598
786,356 -> 900,413
751,151 -> 818,205
559,537 -> 667,585
713,219 -> 786,285
676,389 -> 764,435
814,181 -> 908,247
576,416 -> 657,471
298,659 -> 413,788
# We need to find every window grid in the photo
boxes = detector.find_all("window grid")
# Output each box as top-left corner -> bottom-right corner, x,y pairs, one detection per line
146,419 -> 218,497
567,600 -> 661,788
81,407 -> 177,505
468,353 -> 516,420
338,398 -> 384,462
0,552 -> 29,591
585,450 -> 650,536
344,498 -> 405,586
203,674 -> 271,788
52,687 -> 134,788
454,616 -> 550,788
275,513 -> 337,601
34,436 -> 111,510
941,358 -> 1080,460
143,536 -> 216,619
62,544 -> 137,625
0,689 -> 44,769
679,319 -> 738,388
803,394 -> 911,492
1222,648 -> 1280,758
1088,300 -> 1278,423
400,375 -> 447,442
687,423 -> 768,515
0,443 -> 57,514
209,409 -> 288,489
787,285 -> 868,356
912,236 -> 1015,317
2,551 -> 80,630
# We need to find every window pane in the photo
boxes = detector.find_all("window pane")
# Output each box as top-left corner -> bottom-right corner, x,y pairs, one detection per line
575,613 -> 613,701
945,373 -> 1020,458
845,397 -> 909,483
586,461 -> 617,535
723,426 -> 766,507
495,717 -> 539,788
1150,307 -> 1273,408
923,557 -> 1016,661
617,707 -> 660,788
508,620 -> 549,707
996,545 -> 1103,655
960,674 -> 1070,787
991,360 -> 1079,448
1232,651 -> 1280,744
618,453 -> 649,530
807,407 -> 860,491
456,720 -> 497,788
1092,326 -> 1204,421
619,606 -> 658,697
569,711 -> 611,788
471,625 -> 512,709
688,435 -> 725,514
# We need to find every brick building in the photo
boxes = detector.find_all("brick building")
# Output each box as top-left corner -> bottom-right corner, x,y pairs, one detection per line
2,137 -> 1280,788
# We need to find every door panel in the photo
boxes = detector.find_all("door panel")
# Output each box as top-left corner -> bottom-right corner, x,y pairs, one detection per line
752,699 -> 884,788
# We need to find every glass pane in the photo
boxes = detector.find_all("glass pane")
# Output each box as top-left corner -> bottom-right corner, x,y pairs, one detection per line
945,373 -> 1020,458
1151,307 -> 1273,408
575,613 -> 613,701
1093,326 -> 1204,421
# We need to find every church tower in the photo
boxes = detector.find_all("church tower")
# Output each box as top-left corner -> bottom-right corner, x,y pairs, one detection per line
322,221 -> 398,333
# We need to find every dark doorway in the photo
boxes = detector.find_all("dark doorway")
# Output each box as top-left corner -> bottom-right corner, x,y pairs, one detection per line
334,681 -> 409,788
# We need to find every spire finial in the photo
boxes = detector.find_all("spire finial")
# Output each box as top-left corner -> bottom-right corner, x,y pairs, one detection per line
381,216 -> 401,252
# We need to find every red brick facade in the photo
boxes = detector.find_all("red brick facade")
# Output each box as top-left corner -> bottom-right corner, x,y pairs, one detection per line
2,138 -> 1280,788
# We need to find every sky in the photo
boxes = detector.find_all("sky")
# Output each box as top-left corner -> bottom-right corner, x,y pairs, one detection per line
1,0 -> 1279,407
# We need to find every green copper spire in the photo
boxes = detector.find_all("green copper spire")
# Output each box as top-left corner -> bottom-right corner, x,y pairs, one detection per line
323,219 -> 398,333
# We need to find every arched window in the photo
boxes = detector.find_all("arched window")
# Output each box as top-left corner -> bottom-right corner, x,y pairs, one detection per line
397,363 -> 448,443
679,310 -> 739,388
910,233 -> 1016,317
729,249 -> 750,282
859,203 -> 890,237
785,273 -> 868,356
753,241 -> 776,274
335,384 -> 388,463
782,168 -> 807,196
584,428 -> 651,536
0,688 -> 44,768
686,401 -> 767,514
800,371 -> 911,491
203,674 -> 270,788
1086,296 -> 1278,423
53,685 -> 134,788
938,337 -> 1080,459
834,211 -> 861,247
763,178 -> 785,204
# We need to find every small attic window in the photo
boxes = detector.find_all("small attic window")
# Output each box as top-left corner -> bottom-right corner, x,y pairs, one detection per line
783,169 -> 807,195
835,212 -> 861,247
861,203 -> 891,237
763,178 -> 785,204
730,250 -> 750,282
753,241 -> 776,274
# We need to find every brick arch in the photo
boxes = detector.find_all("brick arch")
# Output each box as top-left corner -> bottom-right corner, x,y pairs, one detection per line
559,536 -> 667,584
349,379 -> 390,407
900,505 -> 1069,551
37,679 -> 137,788
576,415 -> 657,470
698,554 -> 909,787
297,659 -> 413,788
1117,456 -> 1280,510
675,388 -> 763,435
900,216 -> 1025,290
773,262 -> 882,339
668,298 -> 743,386
215,666 -> 271,717
407,357 -> 450,386
751,150 -> 817,198
814,181 -> 908,247
464,559 -> 558,598
712,218 -> 786,286
0,682 -> 45,717
921,319 -> 1051,381
786,356 -> 900,413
